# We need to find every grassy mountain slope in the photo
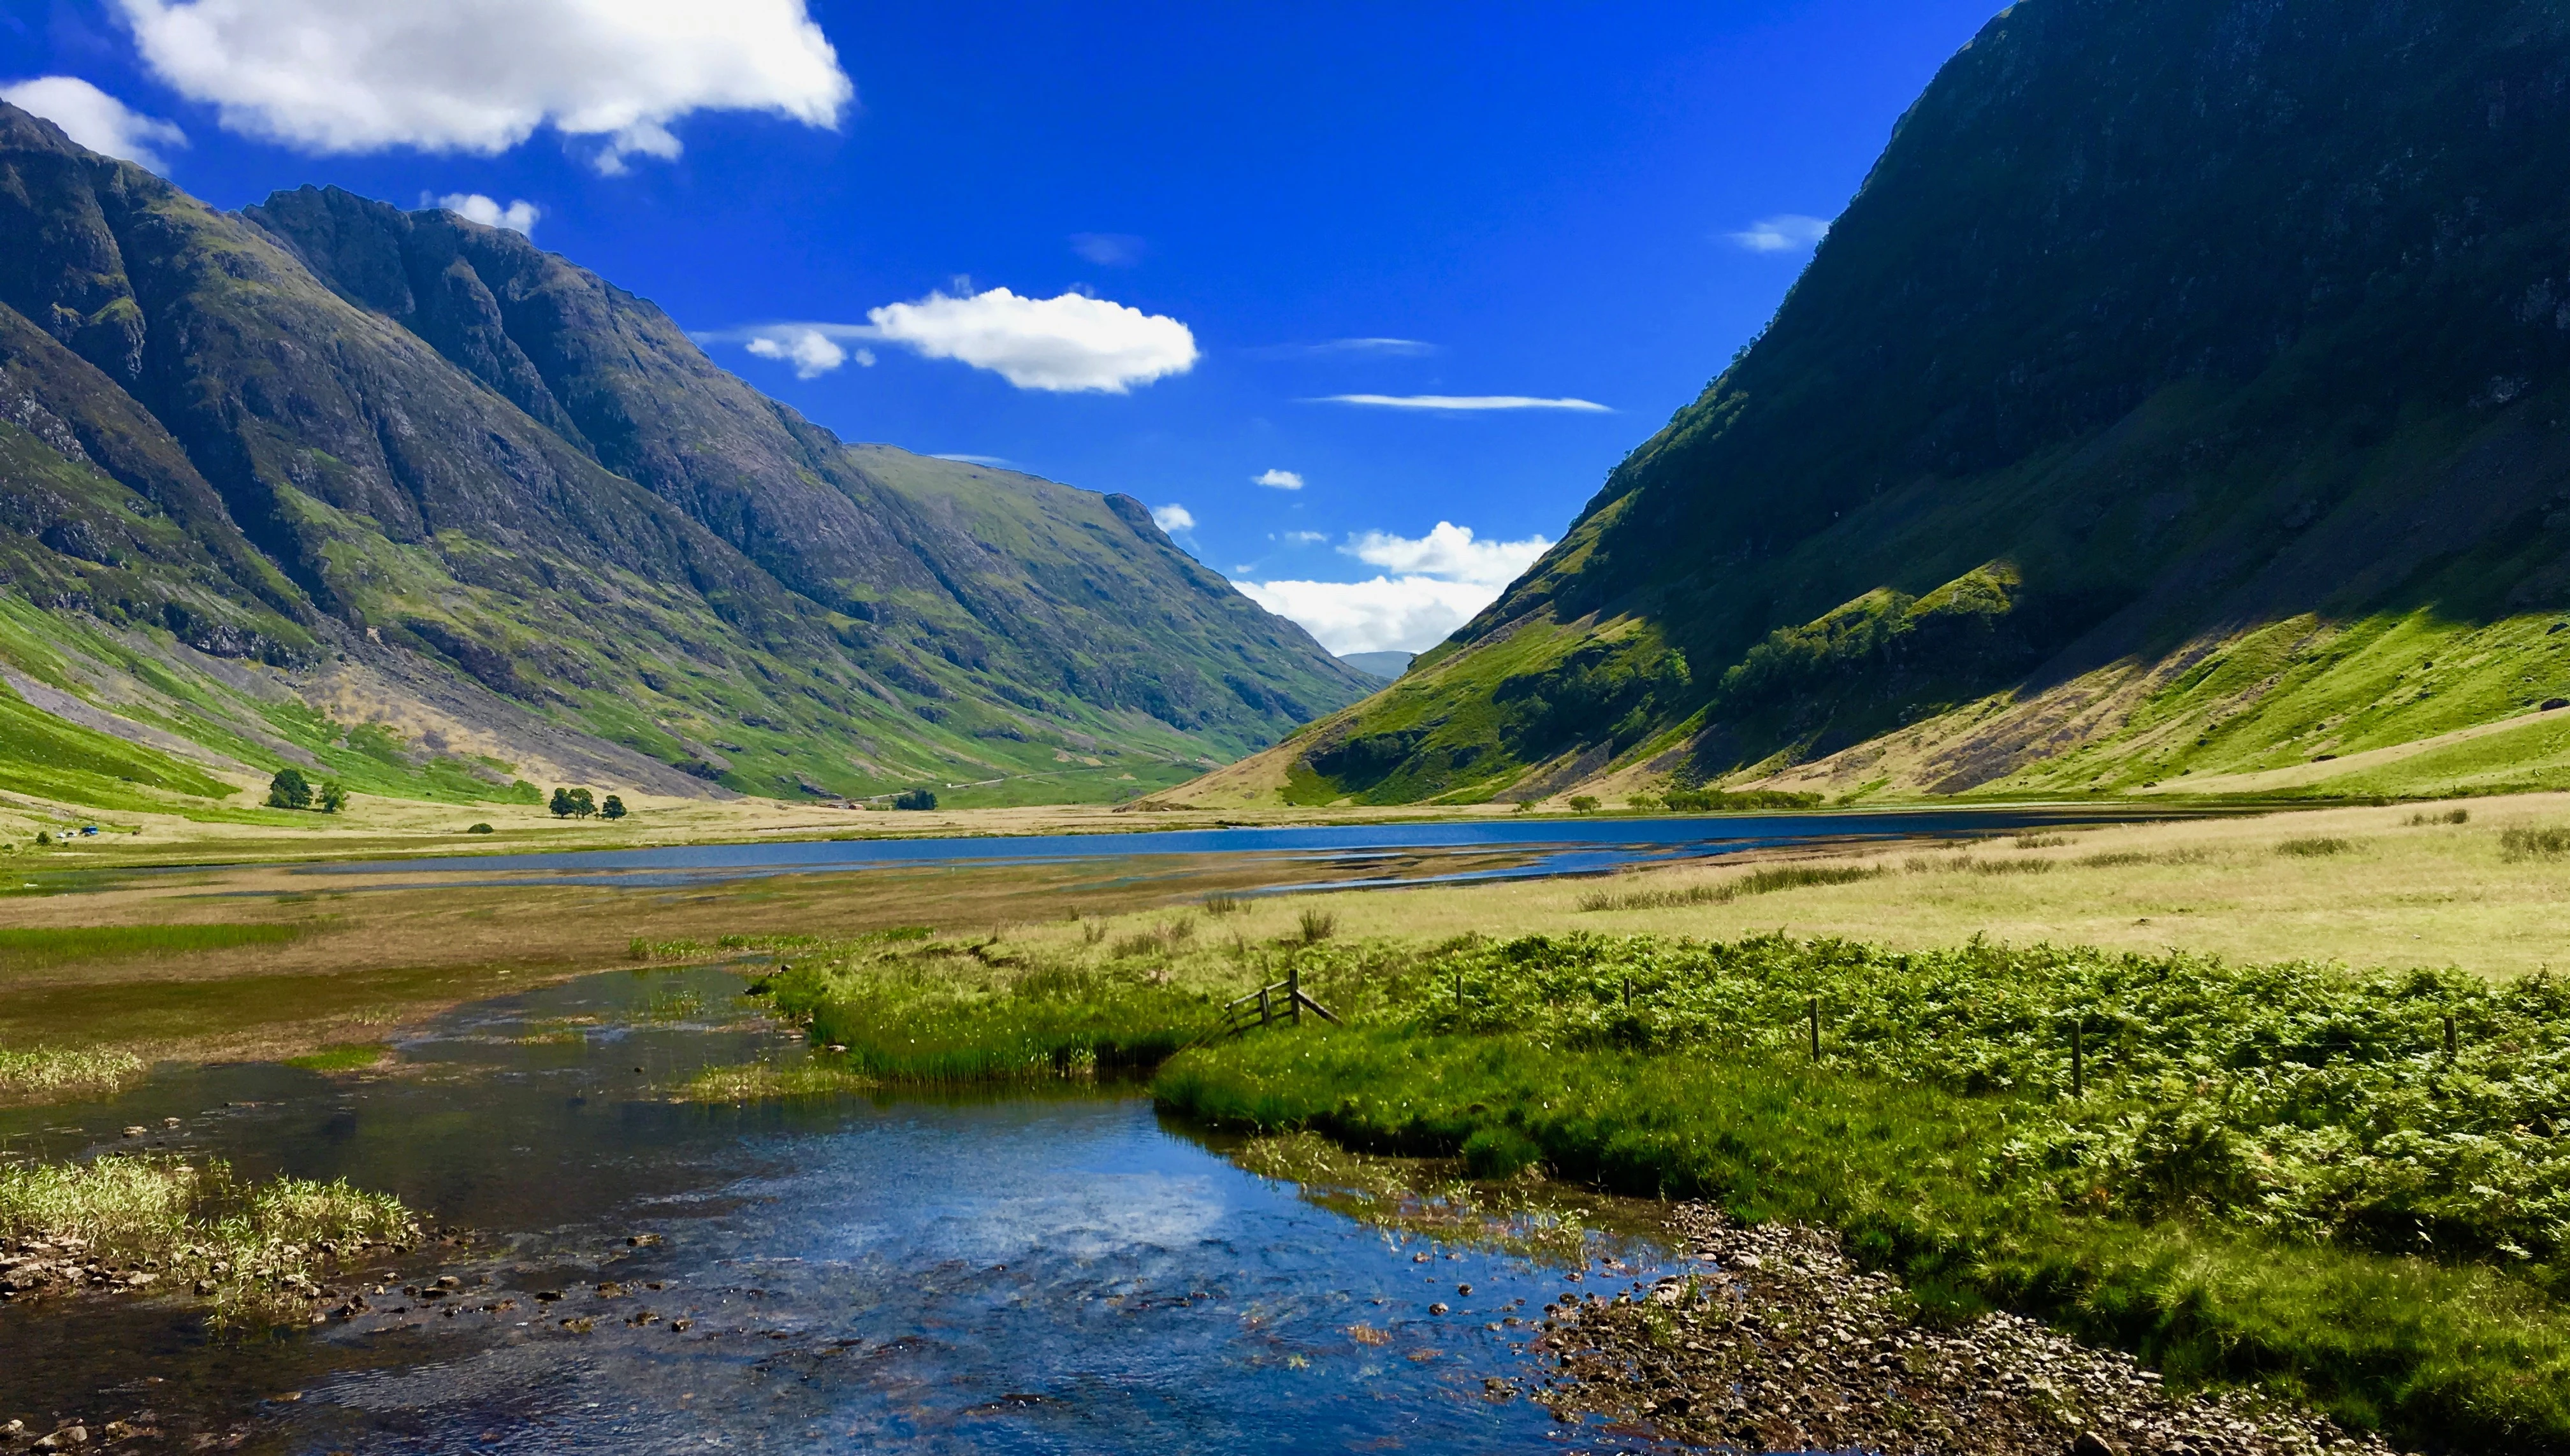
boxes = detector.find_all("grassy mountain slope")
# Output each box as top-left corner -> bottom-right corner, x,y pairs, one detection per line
0,110 -> 1368,818
1180,0 -> 2570,809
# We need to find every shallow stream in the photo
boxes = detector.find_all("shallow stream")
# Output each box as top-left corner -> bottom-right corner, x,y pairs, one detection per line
1,967 -> 1678,1453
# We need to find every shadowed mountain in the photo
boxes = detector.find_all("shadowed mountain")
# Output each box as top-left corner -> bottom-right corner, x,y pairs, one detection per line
1178,0 -> 2570,810
0,107 -> 1369,813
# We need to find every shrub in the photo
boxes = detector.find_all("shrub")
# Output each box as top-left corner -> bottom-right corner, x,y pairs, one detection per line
893,788 -> 938,811
2501,826 -> 2570,861
317,781 -> 347,814
2406,808 -> 2470,826
465,823 -> 494,834
2276,837 -> 2353,857
1567,795 -> 1601,813
265,767 -> 312,811
2014,833 -> 2070,849
1299,907 -> 1338,944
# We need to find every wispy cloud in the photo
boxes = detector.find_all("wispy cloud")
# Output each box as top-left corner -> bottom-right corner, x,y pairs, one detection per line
1254,468 -> 1304,491
1312,394 -> 1610,412
932,453 -> 1012,466
1245,337 -> 1437,360
1279,530 -> 1329,545
1069,232 -> 1144,266
1727,213 -> 1832,252
1150,503 -> 1196,534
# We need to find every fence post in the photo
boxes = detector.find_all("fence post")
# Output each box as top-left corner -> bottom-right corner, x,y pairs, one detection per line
2072,1020 -> 2084,1099
1455,970 -> 1463,1013
1808,998 -> 1819,1060
1259,984 -> 1271,1028
1622,976 -> 1632,1008
2444,1013 -> 2457,1057
1289,966 -> 1302,1027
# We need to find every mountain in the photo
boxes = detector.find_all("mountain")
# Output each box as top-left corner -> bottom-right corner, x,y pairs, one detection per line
1339,651 -> 1414,680
0,105 -> 1371,816
1177,0 -> 2570,811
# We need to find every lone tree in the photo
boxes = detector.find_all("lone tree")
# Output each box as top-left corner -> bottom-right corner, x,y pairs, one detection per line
266,768 -> 313,810
600,794 -> 627,821
318,781 -> 348,814
893,788 -> 938,811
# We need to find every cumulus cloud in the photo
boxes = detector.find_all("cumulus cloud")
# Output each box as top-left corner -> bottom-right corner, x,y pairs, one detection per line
1069,232 -> 1144,266
1314,394 -> 1610,412
1150,503 -> 1196,534
691,322 -> 875,377
112,0 -> 852,172
1237,577 -> 1502,656
866,287 -> 1197,393
1728,213 -> 1831,252
1345,521 -> 1551,586
1255,468 -> 1304,491
1,75 -> 185,171
432,192 -> 539,234
1237,522 -> 1554,655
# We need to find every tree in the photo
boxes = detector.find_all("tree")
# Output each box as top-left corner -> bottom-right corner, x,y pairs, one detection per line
600,795 -> 627,821
267,768 -> 313,810
893,788 -> 938,811
549,787 -> 576,818
319,781 -> 348,814
568,788 -> 596,819
1567,795 -> 1601,813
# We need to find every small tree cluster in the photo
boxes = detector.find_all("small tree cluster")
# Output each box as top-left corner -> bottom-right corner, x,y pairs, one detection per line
267,768 -> 347,814
892,788 -> 938,811
549,787 -> 595,819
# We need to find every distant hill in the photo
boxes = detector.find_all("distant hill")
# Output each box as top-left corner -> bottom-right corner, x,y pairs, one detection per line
0,108 -> 1372,816
1339,651 -> 1414,680
1177,0 -> 2570,811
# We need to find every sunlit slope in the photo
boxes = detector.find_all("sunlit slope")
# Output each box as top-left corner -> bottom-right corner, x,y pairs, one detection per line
0,109 -> 1368,816
1184,0 -> 2570,809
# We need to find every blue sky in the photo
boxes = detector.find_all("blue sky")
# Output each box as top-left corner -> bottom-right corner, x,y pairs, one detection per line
0,0 -> 2000,654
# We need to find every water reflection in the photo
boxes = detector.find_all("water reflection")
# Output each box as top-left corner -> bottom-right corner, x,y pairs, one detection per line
1,969 -> 1681,1453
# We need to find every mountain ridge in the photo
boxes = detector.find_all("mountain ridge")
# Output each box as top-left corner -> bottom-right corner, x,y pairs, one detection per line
1174,0 -> 2570,812
0,105 -> 1371,818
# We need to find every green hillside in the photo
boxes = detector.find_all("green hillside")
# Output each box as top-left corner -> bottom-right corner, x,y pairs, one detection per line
1195,0 -> 2570,809
0,110 -> 1370,816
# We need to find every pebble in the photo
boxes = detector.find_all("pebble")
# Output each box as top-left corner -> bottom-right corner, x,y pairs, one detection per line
1534,1204 -> 2418,1456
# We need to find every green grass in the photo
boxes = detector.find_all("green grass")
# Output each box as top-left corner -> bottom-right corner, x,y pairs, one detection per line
0,923 -> 309,974
0,1154 -> 416,1325
671,1062 -> 877,1102
0,1045 -> 146,1100
765,934 -> 1217,1081
280,1042 -> 388,1072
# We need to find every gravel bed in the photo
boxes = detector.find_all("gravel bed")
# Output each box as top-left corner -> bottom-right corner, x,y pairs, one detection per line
1532,1204 -> 2413,1456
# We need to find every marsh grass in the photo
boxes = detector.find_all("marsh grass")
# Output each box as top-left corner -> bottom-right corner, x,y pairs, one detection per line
2407,808 -> 2471,826
2276,837 -> 2356,857
1579,863 -> 1885,912
2014,833 -> 2072,849
1231,1130 -> 1601,1263
765,933 -> 1217,1081
2502,825 -> 2570,861
0,924 -> 306,974
672,1062 -> 876,1102
1902,854 -> 2053,876
279,1042 -> 388,1072
1202,892 -> 1245,916
1298,907 -> 1338,944
0,1154 -> 416,1325
0,1044 -> 146,1101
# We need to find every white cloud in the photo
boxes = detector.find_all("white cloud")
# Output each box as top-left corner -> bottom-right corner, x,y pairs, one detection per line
112,0 -> 852,172
1069,232 -> 1143,266
432,192 -> 539,234
1280,530 -> 1328,545
1314,393 -> 1610,412
1254,468 -> 1304,491
932,453 -> 1012,466
1727,213 -> 1831,252
1237,522 -> 1553,654
1150,503 -> 1196,534
746,326 -> 872,378
866,287 -> 1196,393
1344,521 -> 1551,586
1237,577 -> 1502,656
1,76 -> 185,172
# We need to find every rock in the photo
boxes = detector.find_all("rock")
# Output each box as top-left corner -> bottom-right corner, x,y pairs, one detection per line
1457,1283 -> 1472,1296
2072,1433 -> 2123,1456
120,1128 -> 143,1139
1429,1302 -> 1449,1315
671,1318 -> 692,1332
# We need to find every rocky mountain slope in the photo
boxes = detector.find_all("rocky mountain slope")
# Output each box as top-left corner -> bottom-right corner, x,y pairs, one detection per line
0,105 -> 1369,816
1179,0 -> 2570,809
